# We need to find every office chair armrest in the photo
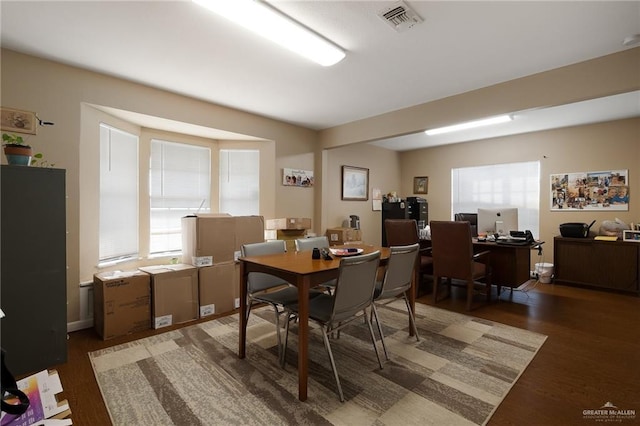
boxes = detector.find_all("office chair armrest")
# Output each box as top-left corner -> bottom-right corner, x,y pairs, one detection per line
472,250 -> 491,264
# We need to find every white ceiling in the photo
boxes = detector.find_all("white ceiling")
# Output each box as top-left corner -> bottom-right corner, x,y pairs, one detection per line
1,1 -> 639,150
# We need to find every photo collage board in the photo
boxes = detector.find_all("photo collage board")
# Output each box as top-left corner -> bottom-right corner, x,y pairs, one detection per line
551,169 -> 629,211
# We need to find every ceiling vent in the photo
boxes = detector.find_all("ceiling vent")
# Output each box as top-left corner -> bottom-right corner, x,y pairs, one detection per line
377,1 -> 423,33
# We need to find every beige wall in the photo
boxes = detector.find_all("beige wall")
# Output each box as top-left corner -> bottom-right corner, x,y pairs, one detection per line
318,47 -> 640,266
319,48 -> 640,147
2,47 -> 639,325
1,49 -> 318,323
323,143 -> 401,245
401,118 -> 640,264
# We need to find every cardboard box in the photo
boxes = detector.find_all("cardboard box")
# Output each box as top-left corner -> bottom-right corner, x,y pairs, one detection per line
326,227 -> 363,246
265,217 -> 311,230
93,271 -> 151,340
234,216 -> 266,259
198,262 -> 236,317
265,229 -> 306,252
182,215 -> 265,265
139,264 -> 199,329
233,263 -> 241,310
182,214 -> 235,266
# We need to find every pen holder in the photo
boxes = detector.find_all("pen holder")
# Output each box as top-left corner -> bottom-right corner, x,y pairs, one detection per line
312,247 -> 321,259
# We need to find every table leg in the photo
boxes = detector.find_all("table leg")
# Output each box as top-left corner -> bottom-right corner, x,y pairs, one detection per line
238,261 -> 247,359
297,276 -> 309,401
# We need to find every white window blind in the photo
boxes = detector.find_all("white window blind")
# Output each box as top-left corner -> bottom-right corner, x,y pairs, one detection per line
99,124 -> 139,262
219,149 -> 259,215
150,139 -> 211,254
451,161 -> 540,237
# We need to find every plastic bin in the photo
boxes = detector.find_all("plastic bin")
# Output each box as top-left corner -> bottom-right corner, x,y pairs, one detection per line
535,262 -> 554,283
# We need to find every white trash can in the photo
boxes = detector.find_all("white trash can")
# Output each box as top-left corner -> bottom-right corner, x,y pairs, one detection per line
535,262 -> 554,283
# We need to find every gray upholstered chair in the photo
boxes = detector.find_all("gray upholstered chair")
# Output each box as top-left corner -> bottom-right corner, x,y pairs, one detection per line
294,236 -> 337,293
294,235 -> 330,252
241,240 -> 321,364
282,251 -> 383,402
371,243 -> 420,361
430,221 -> 492,311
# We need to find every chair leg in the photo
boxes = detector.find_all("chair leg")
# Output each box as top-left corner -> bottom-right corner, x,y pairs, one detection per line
466,280 -> 473,311
371,303 -> 389,361
281,311 -> 291,368
364,308 -> 384,370
321,326 -> 345,402
270,304 -> 285,364
402,293 -> 420,341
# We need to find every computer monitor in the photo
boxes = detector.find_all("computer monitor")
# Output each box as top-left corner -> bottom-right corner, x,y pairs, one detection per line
477,207 -> 518,236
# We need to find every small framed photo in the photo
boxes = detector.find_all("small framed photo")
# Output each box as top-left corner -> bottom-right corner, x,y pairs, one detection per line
342,165 -> 369,201
413,176 -> 428,194
623,230 -> 640,242
1,107 -> 37,135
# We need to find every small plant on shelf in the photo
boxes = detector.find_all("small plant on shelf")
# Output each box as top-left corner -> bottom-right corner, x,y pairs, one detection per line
2,133 -> 53,168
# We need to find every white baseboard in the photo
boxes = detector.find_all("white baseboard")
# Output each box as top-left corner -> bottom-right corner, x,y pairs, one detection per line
68,318 -> 94,332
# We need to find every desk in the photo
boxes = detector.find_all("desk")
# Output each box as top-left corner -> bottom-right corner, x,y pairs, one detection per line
238,245 -> 392,401
472,240 -> 534,293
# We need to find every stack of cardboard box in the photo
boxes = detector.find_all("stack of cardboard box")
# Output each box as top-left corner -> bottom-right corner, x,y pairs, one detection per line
181,214 -> 265,319
325,227 -> 363,246
93,215 -> 265,339
265,217 -> 312,251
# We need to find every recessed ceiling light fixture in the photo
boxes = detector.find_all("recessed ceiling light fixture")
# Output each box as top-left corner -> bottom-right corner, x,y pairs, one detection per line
192,0 -> 346,66
425,114 -> 513,136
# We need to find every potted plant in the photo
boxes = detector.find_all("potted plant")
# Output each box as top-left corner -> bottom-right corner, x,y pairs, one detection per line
2,133 -> 50,167
2,133 -> 33,166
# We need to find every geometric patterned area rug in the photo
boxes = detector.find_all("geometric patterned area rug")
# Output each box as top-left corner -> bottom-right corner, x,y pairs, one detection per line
89,300 -> 546,425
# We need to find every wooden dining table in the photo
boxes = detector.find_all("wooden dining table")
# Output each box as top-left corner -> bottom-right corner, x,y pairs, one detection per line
238,244 -> 405,402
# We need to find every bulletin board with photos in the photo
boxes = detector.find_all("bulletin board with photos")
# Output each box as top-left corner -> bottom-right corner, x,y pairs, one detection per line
551,169 -> 629,211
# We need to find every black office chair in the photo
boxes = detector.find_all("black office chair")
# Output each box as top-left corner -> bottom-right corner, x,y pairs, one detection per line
430,221 -> 492,311
384,219 -> 433,290
454,213 -> 478,237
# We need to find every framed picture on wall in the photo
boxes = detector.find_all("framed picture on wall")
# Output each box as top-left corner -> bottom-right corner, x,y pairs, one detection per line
1,107 -> 37,135
414,176 -> 428,194
342,165 -> 369,201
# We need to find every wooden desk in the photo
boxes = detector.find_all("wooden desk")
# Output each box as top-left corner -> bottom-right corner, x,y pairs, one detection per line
472,240 -> 534,293
238,244 -> 392,402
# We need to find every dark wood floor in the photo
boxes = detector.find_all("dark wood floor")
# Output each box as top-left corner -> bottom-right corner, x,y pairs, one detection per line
49,282 -> 639,425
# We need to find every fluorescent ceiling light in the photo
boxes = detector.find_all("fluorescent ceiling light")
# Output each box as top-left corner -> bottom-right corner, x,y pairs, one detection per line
193,0 -> 346,66
425,114 -> 513,136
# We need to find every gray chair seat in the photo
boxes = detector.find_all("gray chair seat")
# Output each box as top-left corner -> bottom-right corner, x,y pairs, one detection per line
251,285 -> 314,307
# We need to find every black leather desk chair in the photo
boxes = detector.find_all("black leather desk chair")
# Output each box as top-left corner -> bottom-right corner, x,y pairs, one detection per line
384,219 -> 433,291
454,213 -> 478,237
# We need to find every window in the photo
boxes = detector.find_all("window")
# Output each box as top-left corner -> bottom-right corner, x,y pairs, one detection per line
99,124 -> 139,263
150,139 -> 211,255
219,149 -> 259,215
451,161 -> 540,237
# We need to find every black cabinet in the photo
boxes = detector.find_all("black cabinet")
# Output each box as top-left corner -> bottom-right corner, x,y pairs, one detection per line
1,165 -> 67,376
381,198 -> 428,246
